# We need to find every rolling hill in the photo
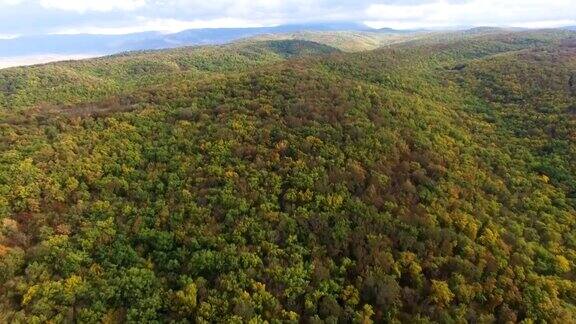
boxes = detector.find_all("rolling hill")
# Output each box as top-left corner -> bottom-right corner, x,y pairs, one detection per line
0,29 -> 575,323
0,40 -> 340,111
250,30 -> 430,52
0,23 -> 368,58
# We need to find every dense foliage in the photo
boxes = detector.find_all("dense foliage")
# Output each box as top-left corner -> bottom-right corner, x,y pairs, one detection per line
0,40 -> 338,112
0,33 -> 575,323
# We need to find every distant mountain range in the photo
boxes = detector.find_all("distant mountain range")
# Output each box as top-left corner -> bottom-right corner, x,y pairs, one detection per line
2,23 -> 574,68
0,23 -> 374,57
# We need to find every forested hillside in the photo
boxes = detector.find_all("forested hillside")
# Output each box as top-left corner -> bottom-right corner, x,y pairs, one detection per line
0,40 -> 339,111
250,30 -> 428,52
0,30 -> 575,323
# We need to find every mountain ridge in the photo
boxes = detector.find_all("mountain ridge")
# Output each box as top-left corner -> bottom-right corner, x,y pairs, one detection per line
0,23 -> 370,57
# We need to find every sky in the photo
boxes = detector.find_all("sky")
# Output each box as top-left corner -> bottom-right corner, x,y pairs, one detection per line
0,0 -> 575,37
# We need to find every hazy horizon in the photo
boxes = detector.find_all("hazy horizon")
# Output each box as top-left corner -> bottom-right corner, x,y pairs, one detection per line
0,53 -> 102,69
1,0 -> 575,68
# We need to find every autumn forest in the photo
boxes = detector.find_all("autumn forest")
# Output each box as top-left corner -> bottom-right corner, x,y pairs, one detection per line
0,29 -> 575,323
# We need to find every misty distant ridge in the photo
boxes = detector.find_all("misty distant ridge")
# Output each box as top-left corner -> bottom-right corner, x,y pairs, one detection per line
0,22 -> 389,68
1,23 -> 575,69
0,54 -> 101,69
0,23 -> 369,57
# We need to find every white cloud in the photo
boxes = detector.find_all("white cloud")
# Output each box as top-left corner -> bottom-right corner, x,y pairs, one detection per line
0,33 -> 19,39
39,0 -> 146,12
364,0 -> 576,29
0,0 -> 23,5
52,17 -> 267,35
